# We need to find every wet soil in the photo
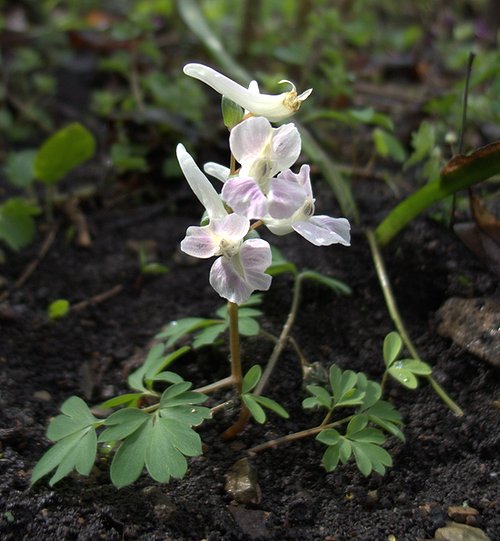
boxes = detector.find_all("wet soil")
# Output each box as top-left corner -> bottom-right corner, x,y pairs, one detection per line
0,179 -> 499,541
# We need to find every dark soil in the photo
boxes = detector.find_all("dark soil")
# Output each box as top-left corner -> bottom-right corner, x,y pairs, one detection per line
0,177 -> 498,541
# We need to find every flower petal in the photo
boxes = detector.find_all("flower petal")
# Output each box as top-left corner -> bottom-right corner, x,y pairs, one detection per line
229,116 -> 272,164
176,144 -> 226,219
277,164 -> 313,198
292,216 -> 351,247
180,225 -> 219,258
222,177 -> 269,219
203,162 -> 230,183
271,123 -> 301,172
209,257 -> 253,305
239,238 -> 272,271
211,214 -> 250,243
267,177 -> 308,219
183,63 -> 311,122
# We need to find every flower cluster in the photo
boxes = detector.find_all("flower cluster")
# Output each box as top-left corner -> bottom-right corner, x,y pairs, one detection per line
177,64 -> 351,305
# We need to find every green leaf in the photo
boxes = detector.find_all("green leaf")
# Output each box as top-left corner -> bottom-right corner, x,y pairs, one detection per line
74,429 -> 98,475
193,323 -> 227,349
404,121 -> 436,169
0,198 -> 40,251
351,428 -> 386,444
98,408 -> 149,442
329,365 -> 363,406
400,359 -> 433,375
302,396 -> 320,409
322,444 -> 341,472
156,317 -> 217,347
242,365 -> 262,394
383,332 -> 403,367
145,346 -> 190,382
98,393 -> 143,409
237,308 -> 263,318
145,417 -> 187,483
238,317 -> 260,336
373,128 -> 407,162
346,414 -> 368,436
364,401 -> 405,442
4,149 -> 37,188
351,441 -> 392,476
300,271 -> 352,296
375,141 -> 500,246
60,396 -> 97,424
47,299 -> 70,320
339,439 -> 352,464
35,123 -> 96,185
388,367 -> 418,389
267,246 -> 298,277
242,394 -> 266,424
306,385 -> 332,409
110,420 -> 150,488
152,371 -> 185,384
253,396 -> 289,418
316,429 -> 341,446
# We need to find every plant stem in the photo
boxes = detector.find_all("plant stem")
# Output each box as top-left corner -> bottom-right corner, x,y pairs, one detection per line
195,376 -> 234,394
222,302 -> 250,440
254,273 -> 304,396
366,229 -> 463,416
248,416 -> 353,454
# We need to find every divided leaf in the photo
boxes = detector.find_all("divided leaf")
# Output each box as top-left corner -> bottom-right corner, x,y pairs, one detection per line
32,397 -> 100,486
109,383 -> 210,488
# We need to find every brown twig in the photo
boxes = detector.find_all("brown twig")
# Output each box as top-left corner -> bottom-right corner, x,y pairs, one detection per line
59,197 -> 92,247
0,224 -> 58,302
71,285 -> 124,313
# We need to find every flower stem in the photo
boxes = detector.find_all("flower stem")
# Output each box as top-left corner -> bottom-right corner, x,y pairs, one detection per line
222,302 -> 250,439
366,229 -> 463,416
228,302 -> 242,394
248,416 -> 353,454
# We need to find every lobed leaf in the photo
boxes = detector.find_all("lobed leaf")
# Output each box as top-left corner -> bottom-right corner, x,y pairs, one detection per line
388,367 -> 418,389
193,323 -> 227,348
305,385 -> 332,409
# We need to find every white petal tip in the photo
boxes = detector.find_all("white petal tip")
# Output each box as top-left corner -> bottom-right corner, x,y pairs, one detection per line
298,88 -> 313,101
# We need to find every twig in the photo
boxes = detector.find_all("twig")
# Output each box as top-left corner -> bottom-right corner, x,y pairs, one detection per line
248,416 -> 353,455
0,225 -> 58,302
71,285 -> 124,313
254,273 -> 304,396
59,197 -> 92,247
366,229 -> 463,416
195,376 -> 234,394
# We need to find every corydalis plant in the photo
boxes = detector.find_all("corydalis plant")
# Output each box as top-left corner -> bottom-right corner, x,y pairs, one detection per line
33,65 -> 356,489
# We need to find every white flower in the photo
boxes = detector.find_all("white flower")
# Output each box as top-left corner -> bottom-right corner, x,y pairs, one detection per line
183,63 -> 312,122
177,144 -> 272,304
264,165 -> 351,247
221,116 -> 304,220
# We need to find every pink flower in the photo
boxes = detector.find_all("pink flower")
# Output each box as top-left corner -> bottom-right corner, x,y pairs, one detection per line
264,165 -> 351,247
177,144 -> 272,304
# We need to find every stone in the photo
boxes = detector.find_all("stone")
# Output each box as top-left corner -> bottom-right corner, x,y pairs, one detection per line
437,297 -> 500,367
228,507 -> 269,540
434,521 -> 491,541
447,506 -> 479,526
33,390 -> 52,402
225,458 -> 261,505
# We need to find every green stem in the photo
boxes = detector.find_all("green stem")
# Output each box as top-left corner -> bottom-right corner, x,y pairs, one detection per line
222,302 -> 250,439
228,302 -> 242,395
254,272 -> 304,396
248,415 -> 353,454
366,229 -> 463,416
